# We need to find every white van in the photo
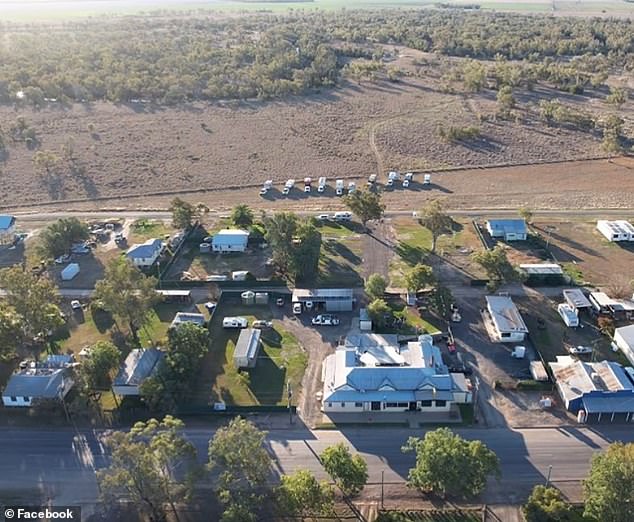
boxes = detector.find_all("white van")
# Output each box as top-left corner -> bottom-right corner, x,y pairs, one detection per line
223,317 -> 248,329
423,174 -> 431,185
333,211 -> 352,222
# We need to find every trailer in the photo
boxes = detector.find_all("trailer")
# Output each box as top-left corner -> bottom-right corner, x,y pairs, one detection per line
386,171 -> 399,187
403,172 -> 413,188
335,179 -> 344,196
347,181 -> 356,194
317,176 -> 327,193
259,179 -> 273,196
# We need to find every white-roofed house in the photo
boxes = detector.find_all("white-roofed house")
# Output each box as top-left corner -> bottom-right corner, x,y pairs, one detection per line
321,334 -> 471,417
485,295 -> 529,342
126,238 -> 164,268
596,220 -> 634,242
112,348 -> 164,396
211,229 -> 249,253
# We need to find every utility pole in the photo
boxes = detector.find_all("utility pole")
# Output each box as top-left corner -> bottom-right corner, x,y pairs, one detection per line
287,381 -> 293,425
381,469 -> 385,510
545,464 -> 553,487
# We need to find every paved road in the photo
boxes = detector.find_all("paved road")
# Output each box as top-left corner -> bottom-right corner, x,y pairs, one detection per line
1,425 -> 633,507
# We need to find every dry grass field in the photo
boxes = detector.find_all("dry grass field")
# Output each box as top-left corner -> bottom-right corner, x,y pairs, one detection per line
1,42 -> 632,211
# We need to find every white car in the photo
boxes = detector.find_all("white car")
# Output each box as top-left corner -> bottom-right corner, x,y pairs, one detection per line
569,345 -> 593,356
317,214 -> 330,221
55,254 -> 72,264
252,320 -> 273,329
292,302 -> 302,314
304,184 -> 311,193
312,314 -> 340,326
222,317 -> 248,329
70,300 -> 82,310
259,187 -> 268,196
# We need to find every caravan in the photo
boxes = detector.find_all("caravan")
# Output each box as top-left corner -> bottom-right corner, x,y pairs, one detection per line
558,303 -> 579,327
335,179 -> 344,196
317,176 -> 327,193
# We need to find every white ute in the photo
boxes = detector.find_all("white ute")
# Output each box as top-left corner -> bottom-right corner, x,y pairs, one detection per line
387,171 -> 399,187
222,317 -> 248,329
260,179 -> 272,196
282,179 -> 295,195
335,179 -> 344,196
304,177 -> 312,193
317,176 -> 327,193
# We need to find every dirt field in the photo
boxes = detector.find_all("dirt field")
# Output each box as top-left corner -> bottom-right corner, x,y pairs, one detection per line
533,220 -> 634,287
2,41 -> 631,211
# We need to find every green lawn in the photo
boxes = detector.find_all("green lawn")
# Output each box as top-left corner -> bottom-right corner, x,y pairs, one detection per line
395,306 -> 442,335
562,262 -> 585,286
390,220 -> 432,287
128,219 -> 173,244
200,300 -> 307,406
318,226 -> 364,287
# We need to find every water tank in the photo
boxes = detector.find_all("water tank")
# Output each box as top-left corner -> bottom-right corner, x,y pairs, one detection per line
241,291 -> 255,305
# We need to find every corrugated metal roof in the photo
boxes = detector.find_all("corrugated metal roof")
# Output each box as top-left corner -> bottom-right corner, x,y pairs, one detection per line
582,394 -> 634,414
3,369 -> 68,399
487,219 -> 527,234
486,296 -> 528,333
126,238 -> 163,259
563,289 -> 592,309
113,348 -> 163,387
234,328 -> 261,361
0,215 -> 15,231
520,263 -> 563,275
616,325 -> 634,347
293,288 -> 354,300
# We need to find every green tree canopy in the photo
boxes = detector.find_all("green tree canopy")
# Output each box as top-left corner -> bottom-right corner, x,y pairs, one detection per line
522,485 -> 574,522
93,258 -> 161,343
231,204 -> 255,228
291,220 -> 322,283
265,212 -> 299,275
208,417 -> 273,521
0,266 -> 64,347
276,469 -> 334,518
518,206 -> 533,224
320,443 -> 368,497
98,416 -> 199,522
402,427 -> 500,498
38,217 -> 89,259
366,298 -> 392,329
343,189 -> 385,227
365,273 -> 387,300
79,341 -> 121,391
419,200 -> 453,253
404,263 -> 435,293
471,245 -> 520,287
584,442 -> 634,522
0,303 -> 24,362
169,197 -> 196,229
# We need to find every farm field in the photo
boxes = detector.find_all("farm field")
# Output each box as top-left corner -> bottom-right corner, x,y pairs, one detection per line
2,57 -> 633,211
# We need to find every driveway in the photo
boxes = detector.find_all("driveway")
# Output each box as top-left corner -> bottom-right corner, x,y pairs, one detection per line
362,219 -> 396,281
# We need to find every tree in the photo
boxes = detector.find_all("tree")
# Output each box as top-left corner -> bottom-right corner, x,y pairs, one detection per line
404,264 -> 435,293
496,85 -> 515,113
402,428 -> 500,498
208,417 -> 272,520
419,200 -> 452,253
522,485 -> 573,522
32,149 -> 61,176
365,273 -> 387,300
277,470 -> 334,518
265,212 -> 299,275
601,114 -> 624,155
0,303 -> 23,361
79,341 -> 120,391
320,443 -> 368,497
38,217 -> 89,259
169,197 -> 196,230
98,416 -> 199,522
231,204 -> 254,228
0,266 -> 64,348
518,206 -> 533,224
366,298 -> 392,329
606,87 -> 627,107
584,442 -> 634,522
94,258 -> 161,343
471,245 -> 518,286
462,60 -> 487,92
343,189 -> 385,227
291,220 -> 322,283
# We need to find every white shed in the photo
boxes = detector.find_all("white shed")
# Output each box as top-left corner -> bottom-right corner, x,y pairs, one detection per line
212,229 -> 249,253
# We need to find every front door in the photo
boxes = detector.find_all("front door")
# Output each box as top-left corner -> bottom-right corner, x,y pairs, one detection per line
371,401 -> 381,411
409,402 -> 417,411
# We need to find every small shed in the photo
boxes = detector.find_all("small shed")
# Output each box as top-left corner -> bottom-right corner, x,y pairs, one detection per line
241,291 -> 255,305
156,289 -> 192,303
292,288 -> 354,312
212,229 -> 249,253
255,292 -> 269,305
61,263 -> 80,281
359,308 -> 372,331
486,219 -> 527,241
233,328 -> 261,369
530,361 -> 549,382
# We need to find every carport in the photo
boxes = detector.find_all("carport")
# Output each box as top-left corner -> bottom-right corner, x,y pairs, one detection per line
581,395 -> 634,423
292,288 -> 354,312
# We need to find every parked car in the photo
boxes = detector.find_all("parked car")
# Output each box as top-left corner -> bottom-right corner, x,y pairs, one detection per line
569,345 -> 593,355
292,302 -> 302,314
222,317 -> 248,329
54,254 -> 72,264
70,300 -> 82,310
204,302 -> 217,314
114,232 -> 125,243
312,314 -> 340,326
252,320 -> 273,329
317,214 -> 331,221
276,297 -> 285,307
70,243 -> 90,255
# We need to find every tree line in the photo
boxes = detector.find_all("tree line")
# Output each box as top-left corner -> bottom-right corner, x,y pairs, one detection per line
1,9 -> 633,104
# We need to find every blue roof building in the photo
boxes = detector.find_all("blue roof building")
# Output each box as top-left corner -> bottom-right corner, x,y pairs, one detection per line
126,238 -> 163,268
0,215 -> 16,244
550,356 -> 634,423
112,348 -> 164,396
486,219 -> 527,241
321,334 -> 471,418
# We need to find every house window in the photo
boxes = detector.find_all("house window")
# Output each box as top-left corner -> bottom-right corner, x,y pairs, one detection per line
341,402 -> 346,407
354,402 -> 363,408
10,396 -> 17,402
327,402 -> 332,408
420,400 -> 432,407
397,402 -> 409,408
385,402 -> 398,408
501,332 -> 511,338
435,400 -> 447,407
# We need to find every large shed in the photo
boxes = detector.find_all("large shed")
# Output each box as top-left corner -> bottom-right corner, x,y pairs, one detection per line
486,219 -> 527,241
292,288 -> 354,312
212,229 -> 249,253
485,295 -> 528,343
